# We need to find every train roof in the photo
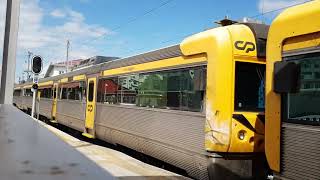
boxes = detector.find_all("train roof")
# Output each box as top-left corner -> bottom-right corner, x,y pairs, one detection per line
15,44 -> 182,88
16,22 -> 269,88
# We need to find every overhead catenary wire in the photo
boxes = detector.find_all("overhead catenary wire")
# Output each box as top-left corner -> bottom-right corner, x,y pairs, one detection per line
56,0 -> 175,69
53,0 -> 312,74
250,0 -> 313,18
112,0 -> 175,31
120,0 -> 313,57
83,0 -> 175,45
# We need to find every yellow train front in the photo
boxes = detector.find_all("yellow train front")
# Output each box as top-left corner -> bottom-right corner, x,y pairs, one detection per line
13,21 -> 268,179
265,1 -> 320,179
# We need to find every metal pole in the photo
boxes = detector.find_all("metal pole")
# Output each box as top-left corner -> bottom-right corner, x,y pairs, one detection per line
66,40 -> 70,72
31,88 -> 36,118
36,93 -> 39,119
0,0 -> 21,104
31,74 -> 38,118
27,51 -> 32,80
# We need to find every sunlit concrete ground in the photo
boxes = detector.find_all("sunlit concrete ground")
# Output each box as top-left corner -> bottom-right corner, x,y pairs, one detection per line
35,119 -> 188,179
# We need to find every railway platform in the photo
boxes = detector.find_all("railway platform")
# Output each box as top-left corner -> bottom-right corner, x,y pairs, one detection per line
42,120 -> 184,178
0,104 -> 184,179
0,104 -> 113,180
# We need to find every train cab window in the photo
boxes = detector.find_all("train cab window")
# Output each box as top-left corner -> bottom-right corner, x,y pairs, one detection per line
284,52 -> 320,125
234,62 -> 265,112
88,81 -> 94,102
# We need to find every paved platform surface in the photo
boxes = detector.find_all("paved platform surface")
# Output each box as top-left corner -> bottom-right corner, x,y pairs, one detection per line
41,120 -> 185,179
0,104 -> 113,180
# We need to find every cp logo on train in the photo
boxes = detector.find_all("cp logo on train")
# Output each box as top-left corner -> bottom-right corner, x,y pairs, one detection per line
234,41 -> 256,53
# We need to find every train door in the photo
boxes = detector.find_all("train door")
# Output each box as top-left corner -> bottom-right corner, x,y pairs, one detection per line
51,83 -> 58,122
83,77 -> 97,138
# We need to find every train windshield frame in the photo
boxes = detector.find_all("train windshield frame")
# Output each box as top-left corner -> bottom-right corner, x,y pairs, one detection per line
234,61 -> 265,112
283,52 -> 320,126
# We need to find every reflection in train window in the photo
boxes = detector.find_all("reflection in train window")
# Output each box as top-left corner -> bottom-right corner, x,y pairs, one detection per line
118,75 -> 139,104
39,88 -> 52,99
59,82 -> 85,101
97,66 -> 206,112
60,87 -> 68,99
13,89 -> 22,96
23,89 -> 33,96
97,77 -> 118,104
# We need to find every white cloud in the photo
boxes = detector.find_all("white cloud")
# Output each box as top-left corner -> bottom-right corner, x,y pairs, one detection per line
0,0 -> 115,81
68,9 -> 85,22
50,9 -> 66,18
258,0 -> 310,13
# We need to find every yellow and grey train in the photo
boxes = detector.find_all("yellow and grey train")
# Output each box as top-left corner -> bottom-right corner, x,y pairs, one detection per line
265,1 -> 320,180
14,22 -> 268,179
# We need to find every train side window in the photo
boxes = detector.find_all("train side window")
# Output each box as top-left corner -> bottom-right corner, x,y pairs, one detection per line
118,75 -> 138,104
39,88 -> 52,98
180,68 -> 206,112
25,88 -> 32,96
88,81 -> 94,102
59,82 -> 84,100
73,86 -> 84,101
67,87 -> 75,100
96,66 -> 206,112
79,81 -> 86,101
137,66 -> 206,112
39,89 -> 44,98
97,77 -> 118,104
60,87 -> 68,99
13,89 -> 21,96
48,88 -> 53,98
137,73 -> 166,108
53,88 -> 57,99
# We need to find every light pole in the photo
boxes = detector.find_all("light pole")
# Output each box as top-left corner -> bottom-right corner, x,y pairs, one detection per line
66,39 -> 70,72
27,51 -> 32,80
24,51 -> 32,81
31,55 -> 43,118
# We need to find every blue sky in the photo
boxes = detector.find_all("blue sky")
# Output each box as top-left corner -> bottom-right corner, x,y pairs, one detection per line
0,0 -> 311,81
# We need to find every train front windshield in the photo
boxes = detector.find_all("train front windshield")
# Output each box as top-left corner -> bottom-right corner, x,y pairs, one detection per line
234,62 -> 265,112
284,52 -> 320,125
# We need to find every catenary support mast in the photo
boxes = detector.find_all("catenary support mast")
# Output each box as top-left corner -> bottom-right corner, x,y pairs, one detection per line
0,0 -> 21,104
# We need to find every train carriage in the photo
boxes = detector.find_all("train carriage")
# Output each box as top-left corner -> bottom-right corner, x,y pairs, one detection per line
14,21 -> 268,179
265,1 -> 320,179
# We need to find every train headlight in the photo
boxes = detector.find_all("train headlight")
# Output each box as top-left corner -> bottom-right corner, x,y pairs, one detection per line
238,130 -> 246,140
